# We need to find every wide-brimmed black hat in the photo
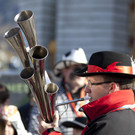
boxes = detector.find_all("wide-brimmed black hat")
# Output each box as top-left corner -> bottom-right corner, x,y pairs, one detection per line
76,51 -> 135,78
61,117 -> 87,129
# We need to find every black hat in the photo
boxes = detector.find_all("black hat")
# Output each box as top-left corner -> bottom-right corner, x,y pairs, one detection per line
76,51 -> 135,78
61,117 -> 87,129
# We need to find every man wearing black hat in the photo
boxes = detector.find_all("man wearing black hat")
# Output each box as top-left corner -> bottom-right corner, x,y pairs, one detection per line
38,51 -> 135,135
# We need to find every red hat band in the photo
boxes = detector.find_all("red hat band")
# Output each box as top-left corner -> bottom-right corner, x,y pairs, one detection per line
88,62 -> 133,74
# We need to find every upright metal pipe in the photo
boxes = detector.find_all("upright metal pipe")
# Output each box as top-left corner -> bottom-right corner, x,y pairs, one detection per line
45,83 -> 59,121
28,45 -> 53,122
4,27 -> 30,68
20,67 -> 45,120
14,10 -> 38,48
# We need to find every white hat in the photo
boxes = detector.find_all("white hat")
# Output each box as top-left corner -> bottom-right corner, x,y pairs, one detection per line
53,48 -> 87,77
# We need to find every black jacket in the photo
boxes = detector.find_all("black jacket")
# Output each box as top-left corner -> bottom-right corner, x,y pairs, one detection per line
85,109 -> 135,135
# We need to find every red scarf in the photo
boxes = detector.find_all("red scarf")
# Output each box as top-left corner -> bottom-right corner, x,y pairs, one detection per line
82,89 -> 135,122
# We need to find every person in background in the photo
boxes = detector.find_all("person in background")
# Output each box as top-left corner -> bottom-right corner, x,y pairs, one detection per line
19,91 -> 35,130
28,48 -> 88,135
0,84 -> 10,107
27,102 -> 40,135
0,84 -> 32,135
38,51 -> 135,135
54,48 -> 88,135
61,117 -> 87,135
0,118 -> 17,135
0,105 -> 32,135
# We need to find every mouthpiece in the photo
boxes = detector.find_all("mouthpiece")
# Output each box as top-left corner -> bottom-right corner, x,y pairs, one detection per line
56,94 -> 90,107
83,94 -> 91,100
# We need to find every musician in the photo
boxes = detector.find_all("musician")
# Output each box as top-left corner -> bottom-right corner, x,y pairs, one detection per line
38,51 -> 135,135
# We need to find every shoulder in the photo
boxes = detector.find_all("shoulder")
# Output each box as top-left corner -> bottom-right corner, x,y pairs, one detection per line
85,109 -> 135,135
19,103 -> 31,112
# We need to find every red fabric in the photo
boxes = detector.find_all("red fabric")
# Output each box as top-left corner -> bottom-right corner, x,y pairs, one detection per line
82,89 -> 135,122
42,130 -> 62,135
88,62 -> 133,74
80,126 -> 88,135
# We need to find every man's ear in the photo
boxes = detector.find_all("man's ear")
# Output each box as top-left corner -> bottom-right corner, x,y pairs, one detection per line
109,82 -> 120,93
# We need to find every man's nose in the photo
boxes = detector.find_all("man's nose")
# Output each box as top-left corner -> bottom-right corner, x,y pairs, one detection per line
84,85 -> 91,93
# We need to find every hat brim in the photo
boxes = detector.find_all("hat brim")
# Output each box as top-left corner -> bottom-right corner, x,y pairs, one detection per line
61,120 -> 85,129
76,67 -> 135,78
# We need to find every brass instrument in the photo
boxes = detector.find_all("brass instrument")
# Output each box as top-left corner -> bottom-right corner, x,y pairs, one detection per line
4,10 -> 58,122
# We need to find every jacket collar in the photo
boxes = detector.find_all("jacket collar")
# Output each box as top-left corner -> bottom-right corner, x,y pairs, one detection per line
82,89 -> 135,122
